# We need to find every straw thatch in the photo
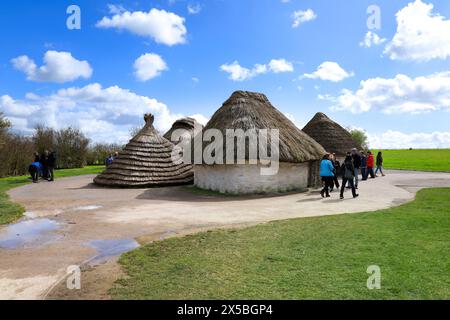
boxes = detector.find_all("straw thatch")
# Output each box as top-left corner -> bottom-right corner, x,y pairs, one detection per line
94,114 -> 193,187
201,91 -> 326,163
302,112 -> 362,157
164,117 -> 202,144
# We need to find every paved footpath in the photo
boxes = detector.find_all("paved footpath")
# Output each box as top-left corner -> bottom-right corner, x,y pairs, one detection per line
1,170 -> 449,299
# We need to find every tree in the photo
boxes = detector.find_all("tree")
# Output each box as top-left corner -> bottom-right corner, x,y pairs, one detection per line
0,112 -> 11,145
0,112 -> 11,133
55,127 -> 90,168
33,125 -> 55,154
347,127 -> 369,150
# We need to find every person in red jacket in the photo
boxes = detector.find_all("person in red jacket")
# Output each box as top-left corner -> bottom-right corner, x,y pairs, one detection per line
366,151 -> 375,179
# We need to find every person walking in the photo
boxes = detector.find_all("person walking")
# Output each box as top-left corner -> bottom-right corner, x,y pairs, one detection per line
47,151 -> 56,181
320,154 -> 335,198
330,153 -> 340,192
40,150 -> 50,180
366,151 -> 375,179
351,148 -> 361,189
360,151 -> 368,181
375,151 -> 385,177
340,153 -> 359,199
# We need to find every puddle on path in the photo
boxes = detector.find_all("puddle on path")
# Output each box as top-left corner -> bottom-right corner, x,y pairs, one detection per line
0,219 -> 60,249
87,239 -> 140,265
73,205 -> 103,211
24,211 -> 37,218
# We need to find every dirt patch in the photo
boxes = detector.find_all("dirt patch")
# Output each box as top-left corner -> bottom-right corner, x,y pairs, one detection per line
45,259 -> 125,300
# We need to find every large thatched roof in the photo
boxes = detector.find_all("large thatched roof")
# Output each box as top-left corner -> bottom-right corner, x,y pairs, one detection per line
94,114 -> 193,187
201,91 -> 325,163
302,112 -> 362,156
163,117 -> 202,144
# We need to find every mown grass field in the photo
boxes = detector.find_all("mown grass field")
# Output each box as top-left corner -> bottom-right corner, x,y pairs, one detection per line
374,149 -> 450,172
111,188 -> 450,300
0,166 -> 105,225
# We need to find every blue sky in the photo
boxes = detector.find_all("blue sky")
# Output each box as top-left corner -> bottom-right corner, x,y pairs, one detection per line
1,0 -> 450,148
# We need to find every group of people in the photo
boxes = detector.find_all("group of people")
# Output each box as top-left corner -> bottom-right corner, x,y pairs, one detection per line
320,149 -> 385,199
28,150 -> 56,183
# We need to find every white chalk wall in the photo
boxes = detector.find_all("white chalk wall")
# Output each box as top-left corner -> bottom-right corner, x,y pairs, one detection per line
194,163 -> 310,194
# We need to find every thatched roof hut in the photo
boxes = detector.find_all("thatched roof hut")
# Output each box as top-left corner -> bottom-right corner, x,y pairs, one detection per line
194,91 -> 326,194
94,114 -> 193,187
302,112 -> 362,157
164,117 -> 202,144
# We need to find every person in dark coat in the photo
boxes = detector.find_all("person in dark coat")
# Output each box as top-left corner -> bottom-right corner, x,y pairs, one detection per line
47,151 -> 56,181
105,154 -> 114,167
375,151 -> 385,177
351,148 -> 361,189
40,150 -> 50,180
360,151 -> 368,181
340,153 -> 359,199
329,153 -> 340,191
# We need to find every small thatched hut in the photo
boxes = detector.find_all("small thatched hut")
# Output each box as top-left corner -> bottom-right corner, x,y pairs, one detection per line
302,112 -> 362,158
194,91 -> 326,194
164,117 -> 202,144
94,114 -> 193,187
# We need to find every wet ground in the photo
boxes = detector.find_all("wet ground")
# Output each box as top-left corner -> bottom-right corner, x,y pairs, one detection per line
1,169 -> 449,300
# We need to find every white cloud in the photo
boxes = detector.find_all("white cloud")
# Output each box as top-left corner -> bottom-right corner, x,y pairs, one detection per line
330,71 -> 450,114
191,77 -> 199,84
384,0 -> 450,61
0,83 -> 206,144
292,9 -> 317,28
368,130 -> 450,149
360,31 -> 386,48
220,59 -> 294,81
11,51 -> 92,83
190,114 -> 209,126
187,3 -> 201,15
107,4 -> 126,15
133,53 -> 168,81
303,61 -> 353,82
96,8 -> 187,46
268,59 -> 294,73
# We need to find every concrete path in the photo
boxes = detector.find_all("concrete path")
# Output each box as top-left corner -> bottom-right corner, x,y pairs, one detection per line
0,170 -> 449,299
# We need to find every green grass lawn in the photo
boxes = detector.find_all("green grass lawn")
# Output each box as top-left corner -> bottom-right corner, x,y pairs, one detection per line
373,149 -> 450,172
0,166 -> 104,225
111,188 -> 450,300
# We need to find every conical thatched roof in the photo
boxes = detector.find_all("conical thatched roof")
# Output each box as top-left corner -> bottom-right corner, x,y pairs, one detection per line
302,112 -> 362,156
164,117 -> 202,144
201,91 -> 325,163
94,114 -> 193,187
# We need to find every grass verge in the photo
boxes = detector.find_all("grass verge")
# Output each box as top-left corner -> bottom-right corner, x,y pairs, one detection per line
111,187 -> 450,300
374,149 -> 450,172
0,166 -> 105,225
